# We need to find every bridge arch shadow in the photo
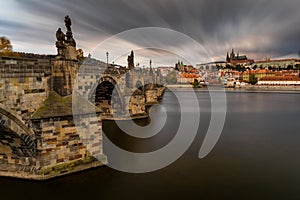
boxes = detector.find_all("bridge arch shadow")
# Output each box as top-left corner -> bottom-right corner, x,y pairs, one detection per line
135,80 -> 144,93
89,75 -> 125,118
0,104 -> 36,165
0,104 -> 34,139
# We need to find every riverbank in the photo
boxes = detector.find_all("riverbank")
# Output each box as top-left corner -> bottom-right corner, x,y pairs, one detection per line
166,84 -> 193,88
166,84 -> 300,91
0,156 -> 106,180
240,85 -> 300,91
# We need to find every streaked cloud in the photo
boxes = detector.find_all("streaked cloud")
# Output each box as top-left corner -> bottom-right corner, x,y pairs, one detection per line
1,0 -> 300,66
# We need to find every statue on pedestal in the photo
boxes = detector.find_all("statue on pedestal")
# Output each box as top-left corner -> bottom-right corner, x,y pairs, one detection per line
55,15 -> 77,59
127,50 -> 134,69
64,15 -> 76,47
64,15 -> 72,32
55,28 -> 66,58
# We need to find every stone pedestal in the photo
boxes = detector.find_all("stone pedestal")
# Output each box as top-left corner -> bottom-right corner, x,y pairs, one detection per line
51,60 -> 78,96
65,45 -> 77,60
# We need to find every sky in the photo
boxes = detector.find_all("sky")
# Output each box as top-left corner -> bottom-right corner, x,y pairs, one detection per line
1,0 -> 300,66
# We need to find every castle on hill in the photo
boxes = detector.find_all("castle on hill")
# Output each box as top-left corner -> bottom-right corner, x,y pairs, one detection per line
226,49 -> 254,66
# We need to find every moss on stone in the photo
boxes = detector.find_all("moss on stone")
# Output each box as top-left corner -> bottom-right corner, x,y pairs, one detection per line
32,91 -> 101,119
38,156 -> 96,175
31,91 -> 72,119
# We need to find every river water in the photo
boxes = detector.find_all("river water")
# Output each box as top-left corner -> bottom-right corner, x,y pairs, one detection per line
1,88 -> 300,200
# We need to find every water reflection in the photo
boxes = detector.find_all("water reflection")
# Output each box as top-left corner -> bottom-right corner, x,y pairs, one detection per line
1,89 -> 300,199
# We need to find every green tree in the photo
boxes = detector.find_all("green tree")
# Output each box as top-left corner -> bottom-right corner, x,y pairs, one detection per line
236,65 -> 246,72
287,65 -> 293,70
192,79 -> 199,88
226,64 -> 232,69
249,74 -> 258,85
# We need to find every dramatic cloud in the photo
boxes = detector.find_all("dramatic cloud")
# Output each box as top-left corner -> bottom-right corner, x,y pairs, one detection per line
1,0 -> 300,66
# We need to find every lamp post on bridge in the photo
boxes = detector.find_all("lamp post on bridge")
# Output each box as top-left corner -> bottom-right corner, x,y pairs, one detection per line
106,51 -> 109,67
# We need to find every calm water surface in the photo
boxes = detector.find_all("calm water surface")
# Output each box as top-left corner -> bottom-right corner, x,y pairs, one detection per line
1,89 -> 300,200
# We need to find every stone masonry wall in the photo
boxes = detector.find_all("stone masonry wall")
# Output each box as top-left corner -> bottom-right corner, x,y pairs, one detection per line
31,113 -> 106,177
125,93 -> 147,117
0,77 -> 49,122
0,56 -> 51,78
0,127 -> 36,177
51,60 -> 78,96
0,57 -> 51,123
145,89 -> 158,105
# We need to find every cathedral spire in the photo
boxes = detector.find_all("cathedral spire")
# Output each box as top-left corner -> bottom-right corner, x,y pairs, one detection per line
230,49 -> 235,60
226,52 -> 230,62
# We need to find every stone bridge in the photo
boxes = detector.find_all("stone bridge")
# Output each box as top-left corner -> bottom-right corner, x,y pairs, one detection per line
0,16 -> 165,180
76,60 -> 165,120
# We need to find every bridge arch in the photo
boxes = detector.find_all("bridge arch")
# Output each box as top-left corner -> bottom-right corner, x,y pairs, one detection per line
134,80 -> 144,93
0,103 -> 36,155
0,103 -> 34,139
89,75 -> 124,116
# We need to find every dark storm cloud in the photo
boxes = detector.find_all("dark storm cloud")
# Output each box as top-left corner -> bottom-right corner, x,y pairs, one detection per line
2,0 -> 300,64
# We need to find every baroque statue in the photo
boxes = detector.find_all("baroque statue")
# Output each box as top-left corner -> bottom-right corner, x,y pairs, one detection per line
55,15 -> 77,59
64,15 -> 72,32
55,28 -> 66,57
56,28 -> 65,46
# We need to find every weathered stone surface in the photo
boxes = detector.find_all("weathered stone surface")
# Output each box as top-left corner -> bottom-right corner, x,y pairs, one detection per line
0,18 -> 165,179
0,57 -> 50,124
51,60 -> 78,96
32,110 -> 105,170
145,89 -> 158,105
0,90 -> 107,179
